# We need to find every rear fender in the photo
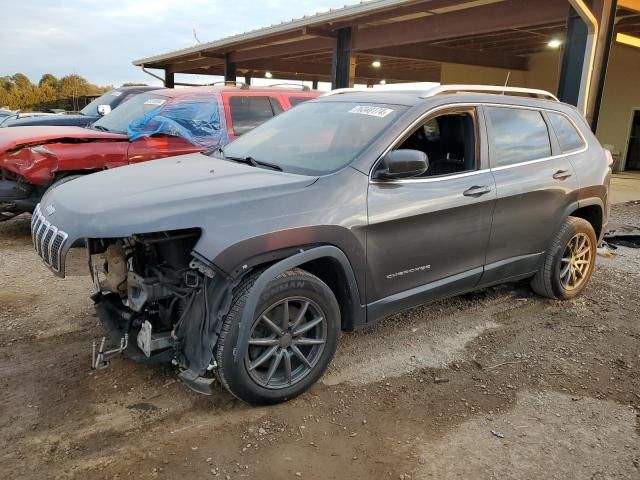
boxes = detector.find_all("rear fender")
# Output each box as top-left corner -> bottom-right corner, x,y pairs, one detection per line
233,245 -> 365,362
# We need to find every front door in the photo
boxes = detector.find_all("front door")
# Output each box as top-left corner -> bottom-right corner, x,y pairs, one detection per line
366,107 -> 495,318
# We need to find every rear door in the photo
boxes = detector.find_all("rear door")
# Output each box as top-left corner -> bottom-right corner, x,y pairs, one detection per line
481,105 -> 579,284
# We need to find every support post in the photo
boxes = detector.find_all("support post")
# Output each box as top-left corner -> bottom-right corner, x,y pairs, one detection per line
224,54 -> 237,83
164,69 -> 175,88
332,27 -> 355,89
312,78 -> 319,90
590,0 -> 617,131
244,72 -> 252,86
557,6 -> 589,108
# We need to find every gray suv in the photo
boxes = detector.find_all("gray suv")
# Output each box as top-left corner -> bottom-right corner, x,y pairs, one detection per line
32,85 -> 610,405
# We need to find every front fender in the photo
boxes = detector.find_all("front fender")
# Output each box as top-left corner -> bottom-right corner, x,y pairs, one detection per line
234,245 -> 365,362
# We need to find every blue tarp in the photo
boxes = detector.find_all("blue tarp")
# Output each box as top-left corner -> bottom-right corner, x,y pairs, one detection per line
128,96 -> 228,148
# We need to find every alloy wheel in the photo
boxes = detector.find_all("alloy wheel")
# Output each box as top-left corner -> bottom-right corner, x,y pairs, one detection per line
559,232 -> 593,291
245,297 -> 327,389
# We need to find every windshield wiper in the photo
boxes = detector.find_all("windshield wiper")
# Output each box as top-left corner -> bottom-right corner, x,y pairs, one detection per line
91,124 -> 110,132
207,146 -> 283,171
225,155 -> 283,172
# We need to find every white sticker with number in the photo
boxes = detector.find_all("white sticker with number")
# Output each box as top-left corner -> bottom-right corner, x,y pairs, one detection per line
110,91 -> 123,96
143,98 -> 166,106
348,105 -> 394,118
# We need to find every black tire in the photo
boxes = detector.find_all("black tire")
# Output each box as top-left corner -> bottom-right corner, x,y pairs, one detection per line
531,216 -> 597,300
215,268 -> 340,405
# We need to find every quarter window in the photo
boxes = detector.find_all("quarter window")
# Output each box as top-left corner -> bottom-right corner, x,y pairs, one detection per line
548,112 -> 585,153
229,96 -> 278,136
487,107 -> 551,167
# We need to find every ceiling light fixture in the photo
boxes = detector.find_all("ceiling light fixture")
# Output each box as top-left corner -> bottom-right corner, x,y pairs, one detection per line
379,79 -> 386,85
548,39 -> 562,49
372,60 -> 382,68
265,71 -> 273,78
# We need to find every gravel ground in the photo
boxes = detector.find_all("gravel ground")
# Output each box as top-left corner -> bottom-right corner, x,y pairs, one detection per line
0,204 -> 638,480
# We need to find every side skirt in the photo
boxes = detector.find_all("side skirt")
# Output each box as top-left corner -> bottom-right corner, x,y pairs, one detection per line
366,267 -> 483,323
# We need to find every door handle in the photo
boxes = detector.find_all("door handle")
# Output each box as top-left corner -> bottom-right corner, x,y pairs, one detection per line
463,185 -> 492,197
553,170 -> 573,180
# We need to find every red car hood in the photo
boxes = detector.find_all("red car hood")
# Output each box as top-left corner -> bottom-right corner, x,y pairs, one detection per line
0,126 -> 126,152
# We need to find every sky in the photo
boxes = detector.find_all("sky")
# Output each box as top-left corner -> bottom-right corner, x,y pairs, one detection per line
0,0 -> 355,88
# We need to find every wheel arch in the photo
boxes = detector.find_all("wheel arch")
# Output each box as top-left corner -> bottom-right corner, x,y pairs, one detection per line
232,245 -> 366,363
568,198 -> 604,240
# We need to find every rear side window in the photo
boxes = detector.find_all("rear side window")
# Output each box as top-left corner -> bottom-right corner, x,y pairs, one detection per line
548,112 -> 585,153
487,107 -> 551,167
289,96 -> 312,107
229,96 -> 277,136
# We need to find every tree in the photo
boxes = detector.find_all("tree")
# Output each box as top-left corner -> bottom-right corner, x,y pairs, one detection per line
122,82 -> 148,87
0,72 -> 110,111
39,73 -> 59,89
11,73 -> 32,89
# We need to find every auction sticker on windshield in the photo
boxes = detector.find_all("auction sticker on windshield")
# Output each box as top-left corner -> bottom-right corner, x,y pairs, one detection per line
348,105 -> 394,118
110,91 -> 123,97
144,99 -> 167,106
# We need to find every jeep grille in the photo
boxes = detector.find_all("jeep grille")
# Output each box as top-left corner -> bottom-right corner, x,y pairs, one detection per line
31,204 -> 68,272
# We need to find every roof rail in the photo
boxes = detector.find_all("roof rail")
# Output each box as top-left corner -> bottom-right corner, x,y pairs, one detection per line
268,83 -> 311,91
208,80 -> 250,89
422,84 -> 559,101
323,84 -> 559,102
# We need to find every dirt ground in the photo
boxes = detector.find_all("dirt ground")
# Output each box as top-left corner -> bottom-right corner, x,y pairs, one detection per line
1,204 -> 639,480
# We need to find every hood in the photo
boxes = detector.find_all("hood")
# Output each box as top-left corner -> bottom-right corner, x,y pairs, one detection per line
0,126 -> 126,153
41,153 -> 318,239
4,114 -> 96,128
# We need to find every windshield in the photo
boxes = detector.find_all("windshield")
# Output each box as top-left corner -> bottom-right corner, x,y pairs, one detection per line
80,90 -> 126,116
92,93 -> 169,134
222,101 -> 407,175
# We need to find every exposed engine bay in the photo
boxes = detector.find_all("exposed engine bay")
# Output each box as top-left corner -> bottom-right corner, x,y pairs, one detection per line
87,229 -> 236,394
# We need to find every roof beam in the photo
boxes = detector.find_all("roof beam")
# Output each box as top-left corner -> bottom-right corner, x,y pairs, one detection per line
189,58 -> 440,82
353,0 -> 568,51
167,57 -> 222,73
228,37 -> 334,63
301,26 -> 336,38
364,43 -> 528,70
619,0 -> 640,12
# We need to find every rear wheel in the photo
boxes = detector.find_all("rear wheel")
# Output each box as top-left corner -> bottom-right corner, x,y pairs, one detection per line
215,269 -> 340,405
531,216 -> 597,300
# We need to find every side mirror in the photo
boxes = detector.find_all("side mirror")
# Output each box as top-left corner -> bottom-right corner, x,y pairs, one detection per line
373,149 -> 428,180
97,104 -> 111,116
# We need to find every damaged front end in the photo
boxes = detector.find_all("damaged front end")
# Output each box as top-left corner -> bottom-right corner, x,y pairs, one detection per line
87,229 -> 239,394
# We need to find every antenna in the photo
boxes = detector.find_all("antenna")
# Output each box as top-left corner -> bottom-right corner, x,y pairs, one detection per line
193,26 -> 202,44
504,71 -> 511,88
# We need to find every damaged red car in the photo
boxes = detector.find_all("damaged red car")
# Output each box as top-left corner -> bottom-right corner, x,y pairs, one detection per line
0,85 -> 319,221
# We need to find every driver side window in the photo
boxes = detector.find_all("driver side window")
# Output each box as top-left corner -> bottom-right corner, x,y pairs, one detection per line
397,109 -> 478,177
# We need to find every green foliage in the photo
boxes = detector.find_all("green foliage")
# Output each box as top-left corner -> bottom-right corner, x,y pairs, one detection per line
0,72 -> 111,112
121,82 -> 148,87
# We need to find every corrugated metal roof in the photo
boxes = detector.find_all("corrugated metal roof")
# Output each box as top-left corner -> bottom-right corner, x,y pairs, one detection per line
132,0 -> 411,66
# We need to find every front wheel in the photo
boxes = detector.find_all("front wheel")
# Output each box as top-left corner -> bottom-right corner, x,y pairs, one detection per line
215,269 -> 340,405
531,216 -> 597,300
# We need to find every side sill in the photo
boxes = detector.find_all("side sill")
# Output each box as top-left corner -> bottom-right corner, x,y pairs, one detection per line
366,267 -> 483,323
